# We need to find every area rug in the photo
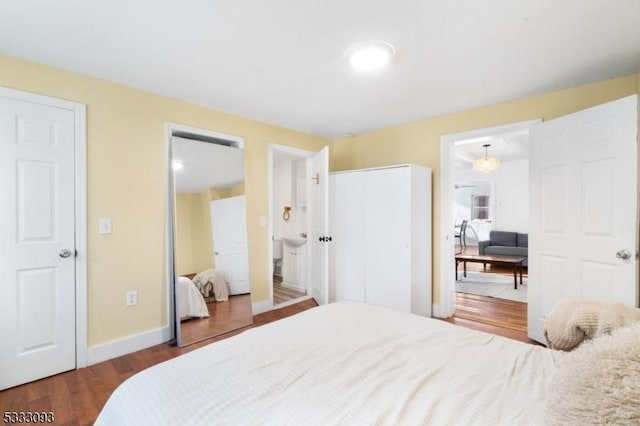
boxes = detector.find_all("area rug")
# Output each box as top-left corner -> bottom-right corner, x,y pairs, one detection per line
455,271 -> 527,303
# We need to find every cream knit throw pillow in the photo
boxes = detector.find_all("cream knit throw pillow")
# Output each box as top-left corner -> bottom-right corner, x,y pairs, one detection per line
544,299 -> 640,351
546,323 -> 640,425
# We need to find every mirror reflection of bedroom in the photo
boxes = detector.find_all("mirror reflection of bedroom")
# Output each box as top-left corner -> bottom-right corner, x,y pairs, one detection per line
171,134 -> 253,347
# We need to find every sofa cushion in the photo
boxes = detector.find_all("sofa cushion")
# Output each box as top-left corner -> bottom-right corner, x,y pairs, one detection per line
489,231 -> 517,247
517,233 -> 528,247
484,246 -> 527,258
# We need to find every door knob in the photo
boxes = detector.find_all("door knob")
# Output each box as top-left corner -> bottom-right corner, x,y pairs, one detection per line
59,249 -> 73,258
616,249 -> 632,260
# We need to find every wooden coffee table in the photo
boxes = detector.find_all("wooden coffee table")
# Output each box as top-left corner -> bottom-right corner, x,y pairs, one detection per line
455,254 -> 526,289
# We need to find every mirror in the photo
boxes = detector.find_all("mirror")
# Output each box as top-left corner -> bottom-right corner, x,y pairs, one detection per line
170,135 -> 253,347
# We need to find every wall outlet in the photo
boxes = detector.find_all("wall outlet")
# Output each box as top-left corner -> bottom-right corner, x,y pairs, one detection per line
126,290 -> 138,307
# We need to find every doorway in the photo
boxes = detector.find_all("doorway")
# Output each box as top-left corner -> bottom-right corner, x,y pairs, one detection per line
439,119 -> 540,320
268,144 -> 315,308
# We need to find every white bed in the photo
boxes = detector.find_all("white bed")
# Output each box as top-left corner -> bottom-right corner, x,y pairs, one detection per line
96,302 -> 562,425
178,276 -> 210,320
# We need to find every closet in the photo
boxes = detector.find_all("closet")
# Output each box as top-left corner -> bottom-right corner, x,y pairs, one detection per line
329,164 -> 432,316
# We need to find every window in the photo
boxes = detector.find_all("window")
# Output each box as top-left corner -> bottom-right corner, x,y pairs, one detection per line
471,195 -> 489,220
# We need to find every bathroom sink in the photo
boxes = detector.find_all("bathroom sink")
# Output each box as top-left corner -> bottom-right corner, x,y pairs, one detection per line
283,237 -> 307,247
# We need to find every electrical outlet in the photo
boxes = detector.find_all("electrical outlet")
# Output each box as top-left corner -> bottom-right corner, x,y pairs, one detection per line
126,290 -> 138,307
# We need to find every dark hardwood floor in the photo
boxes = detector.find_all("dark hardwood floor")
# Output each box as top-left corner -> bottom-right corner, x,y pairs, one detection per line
180,294 -> 252,346
0,292 -> 536,424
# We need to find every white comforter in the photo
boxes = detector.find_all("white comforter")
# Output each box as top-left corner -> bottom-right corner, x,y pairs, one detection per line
178,276 -> 209,320
96,302 -> 562,426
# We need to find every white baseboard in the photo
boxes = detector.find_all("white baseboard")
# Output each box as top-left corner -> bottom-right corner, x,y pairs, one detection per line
431,303 -> 451,318
252,299 -> 273,315
87,325 -> 172,366
281,282 -> 307,293
273,295 -> 313,309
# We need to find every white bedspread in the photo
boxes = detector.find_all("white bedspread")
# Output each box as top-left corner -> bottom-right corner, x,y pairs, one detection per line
178,276 -> 209,320
96,302 -> 562,426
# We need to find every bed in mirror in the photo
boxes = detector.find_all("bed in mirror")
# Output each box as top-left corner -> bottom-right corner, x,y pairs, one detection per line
170,134 -> 253,347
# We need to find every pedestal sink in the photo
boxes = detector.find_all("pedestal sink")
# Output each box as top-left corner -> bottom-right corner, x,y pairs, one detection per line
283,237 -> 307,247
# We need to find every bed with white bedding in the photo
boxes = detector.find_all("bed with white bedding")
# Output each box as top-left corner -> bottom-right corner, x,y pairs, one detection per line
96,302 -> 563,425
177,276 -> 210,320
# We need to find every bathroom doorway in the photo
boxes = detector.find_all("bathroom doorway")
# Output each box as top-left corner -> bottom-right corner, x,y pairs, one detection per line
268,144 -> 315,308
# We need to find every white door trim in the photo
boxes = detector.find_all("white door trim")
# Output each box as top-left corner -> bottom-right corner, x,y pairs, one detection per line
438,119 -> 540,318
0,86 -> 88,367
267,144 -> 315,311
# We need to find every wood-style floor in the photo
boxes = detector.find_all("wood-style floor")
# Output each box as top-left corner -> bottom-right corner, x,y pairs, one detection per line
0,293 -> 536,424
450,244 -> 535,344
180,294 -> 252,346
273,275 -> 307,305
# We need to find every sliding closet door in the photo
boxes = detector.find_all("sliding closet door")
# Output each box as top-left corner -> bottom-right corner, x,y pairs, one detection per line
363,167 -> 411,311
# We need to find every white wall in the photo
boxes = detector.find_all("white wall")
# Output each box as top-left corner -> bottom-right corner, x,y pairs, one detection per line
494,159 -> 529,232
273,159 -> 307,240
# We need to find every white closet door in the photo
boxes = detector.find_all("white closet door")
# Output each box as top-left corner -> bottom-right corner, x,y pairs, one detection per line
364,167 -> 411,311
0,95 -> 77,390
329,172 -> 365,303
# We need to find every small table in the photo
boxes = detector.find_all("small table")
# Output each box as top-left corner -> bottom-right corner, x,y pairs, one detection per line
455,254 -> 526,289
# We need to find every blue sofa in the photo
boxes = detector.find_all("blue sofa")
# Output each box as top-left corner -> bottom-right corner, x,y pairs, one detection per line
478,231 -> 528,266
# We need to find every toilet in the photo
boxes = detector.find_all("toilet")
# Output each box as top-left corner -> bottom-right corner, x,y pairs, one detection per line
273,238 -> 283,276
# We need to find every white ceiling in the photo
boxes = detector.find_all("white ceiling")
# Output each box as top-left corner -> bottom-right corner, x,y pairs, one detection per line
0,1 -> 638,139
453,129 -> 530,169
173,137 -> 244,193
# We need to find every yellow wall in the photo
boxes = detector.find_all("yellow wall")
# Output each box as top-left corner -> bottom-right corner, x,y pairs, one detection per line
330,73 -> 640,305
178,185 -> 247,275
0,54 -> 328,347
175,192 -> 213,275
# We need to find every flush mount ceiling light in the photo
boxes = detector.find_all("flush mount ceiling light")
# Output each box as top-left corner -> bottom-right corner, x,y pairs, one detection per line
345,40 -> 395,71
473,144 -> 501,173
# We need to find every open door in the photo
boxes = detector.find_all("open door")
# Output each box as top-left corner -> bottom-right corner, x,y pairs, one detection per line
528,95 -> 638,343
309,146 -> 329,305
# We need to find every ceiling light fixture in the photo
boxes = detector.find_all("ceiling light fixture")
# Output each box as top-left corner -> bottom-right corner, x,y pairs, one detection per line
473,144 -> 500,173
345,40 -> 395,71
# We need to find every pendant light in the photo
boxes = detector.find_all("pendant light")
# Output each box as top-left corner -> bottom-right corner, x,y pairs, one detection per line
473,144 -> 500,173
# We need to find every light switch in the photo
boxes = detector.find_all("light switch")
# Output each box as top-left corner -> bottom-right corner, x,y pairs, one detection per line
259,216 -> 266,227
99,218 -> 112,234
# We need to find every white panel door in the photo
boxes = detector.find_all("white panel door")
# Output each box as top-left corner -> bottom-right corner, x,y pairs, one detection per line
364,167 -> 411,312
529,95 -> 638,343
309,147 -> 329,305
329,172 -> 365,303
0,97 -> 76,390
210,195 -> 250,295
